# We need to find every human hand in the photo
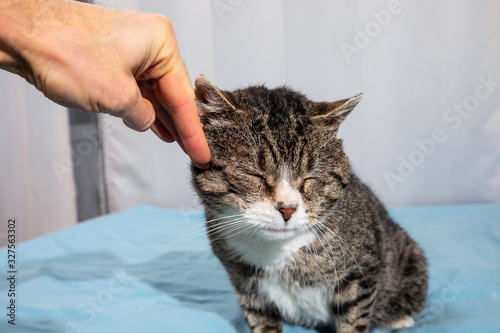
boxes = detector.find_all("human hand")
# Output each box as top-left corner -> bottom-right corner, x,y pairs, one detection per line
0,0 -> 210,168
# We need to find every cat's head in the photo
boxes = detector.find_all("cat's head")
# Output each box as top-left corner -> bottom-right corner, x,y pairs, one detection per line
191,76 -> 361,241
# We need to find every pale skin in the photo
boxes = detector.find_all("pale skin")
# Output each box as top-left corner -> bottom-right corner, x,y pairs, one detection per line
0,0 -> 210,168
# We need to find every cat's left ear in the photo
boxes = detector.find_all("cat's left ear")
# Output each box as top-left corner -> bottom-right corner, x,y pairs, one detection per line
310,93 -> 363,126
194,75 -> 236,117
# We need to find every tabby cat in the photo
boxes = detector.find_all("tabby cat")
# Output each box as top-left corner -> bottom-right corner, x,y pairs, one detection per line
191,76 -> 428,333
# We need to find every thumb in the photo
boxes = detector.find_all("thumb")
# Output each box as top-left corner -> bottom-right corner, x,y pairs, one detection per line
120,88 -> 156,132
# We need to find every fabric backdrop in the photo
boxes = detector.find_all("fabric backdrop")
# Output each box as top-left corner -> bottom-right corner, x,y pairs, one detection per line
0,74 -> 77,244
1,0 -> 499,242
101,0 -> 500,213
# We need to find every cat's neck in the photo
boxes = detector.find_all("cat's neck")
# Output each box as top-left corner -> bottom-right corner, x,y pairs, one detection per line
225,231 -> 315,271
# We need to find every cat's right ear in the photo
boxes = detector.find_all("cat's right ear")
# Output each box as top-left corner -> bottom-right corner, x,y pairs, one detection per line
194,76 -> 236,118
310,93 -> 363,127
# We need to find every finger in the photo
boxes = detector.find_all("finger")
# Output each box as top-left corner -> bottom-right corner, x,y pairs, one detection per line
150,117 -> 175,143
155,107 -> 185,153
120,87 -> 156,132
139,80 -> 182,145
156,61 -> 211,168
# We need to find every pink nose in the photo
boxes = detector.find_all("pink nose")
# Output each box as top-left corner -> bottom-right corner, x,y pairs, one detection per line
279,208 -> 296,222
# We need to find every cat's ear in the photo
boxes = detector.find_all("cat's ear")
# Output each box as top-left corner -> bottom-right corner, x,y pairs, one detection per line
194,75 -> 236,116
310,93 -> 362,126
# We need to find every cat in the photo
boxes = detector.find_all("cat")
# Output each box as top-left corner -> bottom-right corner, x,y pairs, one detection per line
191,75 -> 428,333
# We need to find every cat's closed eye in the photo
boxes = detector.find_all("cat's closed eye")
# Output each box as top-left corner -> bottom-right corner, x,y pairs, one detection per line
301,177 -> 318,193
247,173 -> 272,191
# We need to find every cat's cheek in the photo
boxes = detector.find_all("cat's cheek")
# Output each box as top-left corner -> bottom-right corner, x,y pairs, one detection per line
302,197 -> 328,218
323,184 -> 343,201
194,170 -> 229,193
303,204 -> 319,220
224,193 -> 247,209
242,201 -> 280,228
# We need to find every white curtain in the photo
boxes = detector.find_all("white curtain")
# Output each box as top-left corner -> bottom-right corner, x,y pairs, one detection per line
4,0 -> 497,242
0,73 -> 77,244
101,0 -> 500,213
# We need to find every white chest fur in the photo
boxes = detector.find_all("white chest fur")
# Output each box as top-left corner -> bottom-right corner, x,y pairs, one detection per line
258,276 -> 333,327
222,205 -> 332,326
226,231 -> 315,270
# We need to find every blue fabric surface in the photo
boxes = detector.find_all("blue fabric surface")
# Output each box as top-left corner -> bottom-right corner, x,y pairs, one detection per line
1,204 -> 499,333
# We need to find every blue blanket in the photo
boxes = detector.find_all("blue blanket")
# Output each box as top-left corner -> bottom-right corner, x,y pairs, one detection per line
1,204 -> 499,332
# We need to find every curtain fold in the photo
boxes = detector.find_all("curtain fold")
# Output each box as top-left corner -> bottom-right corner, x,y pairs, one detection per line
0,74 -> 77,244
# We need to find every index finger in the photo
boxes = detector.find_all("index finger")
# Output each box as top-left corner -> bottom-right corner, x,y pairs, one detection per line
157,56 -> 211,169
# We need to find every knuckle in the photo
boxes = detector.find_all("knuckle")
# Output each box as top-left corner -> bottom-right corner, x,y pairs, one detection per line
105,83 -> 138,114
149,14 -> 173,33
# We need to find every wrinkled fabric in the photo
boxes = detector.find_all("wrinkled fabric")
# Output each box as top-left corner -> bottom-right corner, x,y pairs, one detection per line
1,205 -> 499,333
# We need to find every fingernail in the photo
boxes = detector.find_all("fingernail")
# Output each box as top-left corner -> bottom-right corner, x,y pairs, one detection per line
194,161 -> 211,169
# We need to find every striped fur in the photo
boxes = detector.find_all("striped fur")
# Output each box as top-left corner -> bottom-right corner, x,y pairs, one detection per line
191,76 -> 428,333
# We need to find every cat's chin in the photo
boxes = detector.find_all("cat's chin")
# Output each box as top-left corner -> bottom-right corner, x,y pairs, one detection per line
258,227 -> 301,240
